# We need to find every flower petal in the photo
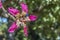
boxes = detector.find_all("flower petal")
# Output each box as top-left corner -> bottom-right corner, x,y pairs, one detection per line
8,22 -> 18,33
23,26 -> 28,37
20,2 -> 28,13
29,15 -> 37,21
8,7 -> 20,16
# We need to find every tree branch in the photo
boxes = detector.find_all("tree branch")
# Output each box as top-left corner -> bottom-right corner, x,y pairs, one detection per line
1,6 -> 16,21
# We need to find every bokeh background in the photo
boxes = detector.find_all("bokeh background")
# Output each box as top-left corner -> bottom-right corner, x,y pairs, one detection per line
0,0 -> 60,40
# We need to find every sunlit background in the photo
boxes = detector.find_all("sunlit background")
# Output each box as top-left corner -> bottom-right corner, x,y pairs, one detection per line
0,0 -> 60,40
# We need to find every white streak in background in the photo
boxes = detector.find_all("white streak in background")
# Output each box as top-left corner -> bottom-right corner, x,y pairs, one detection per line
9,33 -> 15,40
32,1 -> 35,3
56,36 -> 60,40
11,1 -> 14,5
18,0 -> 26,3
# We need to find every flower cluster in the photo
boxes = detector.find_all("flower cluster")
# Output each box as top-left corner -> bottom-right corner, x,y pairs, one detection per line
3,2 -> 37,37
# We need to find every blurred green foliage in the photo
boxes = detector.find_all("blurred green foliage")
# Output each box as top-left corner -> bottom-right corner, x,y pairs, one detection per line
0,0 -> 60,40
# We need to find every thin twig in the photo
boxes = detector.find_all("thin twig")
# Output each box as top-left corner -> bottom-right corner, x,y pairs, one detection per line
2,6 -> 16,21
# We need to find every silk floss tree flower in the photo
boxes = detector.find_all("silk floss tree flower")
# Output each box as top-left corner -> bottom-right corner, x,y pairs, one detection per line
8,2 -> 37,37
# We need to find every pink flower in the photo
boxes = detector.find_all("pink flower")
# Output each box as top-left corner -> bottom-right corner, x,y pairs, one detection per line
0,0 -> 2,9
23,26 -> 28,37
8,22 -> 18,33
29,15 -> 37,21
8,7 -> 20,16
20,2 -> 28,13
